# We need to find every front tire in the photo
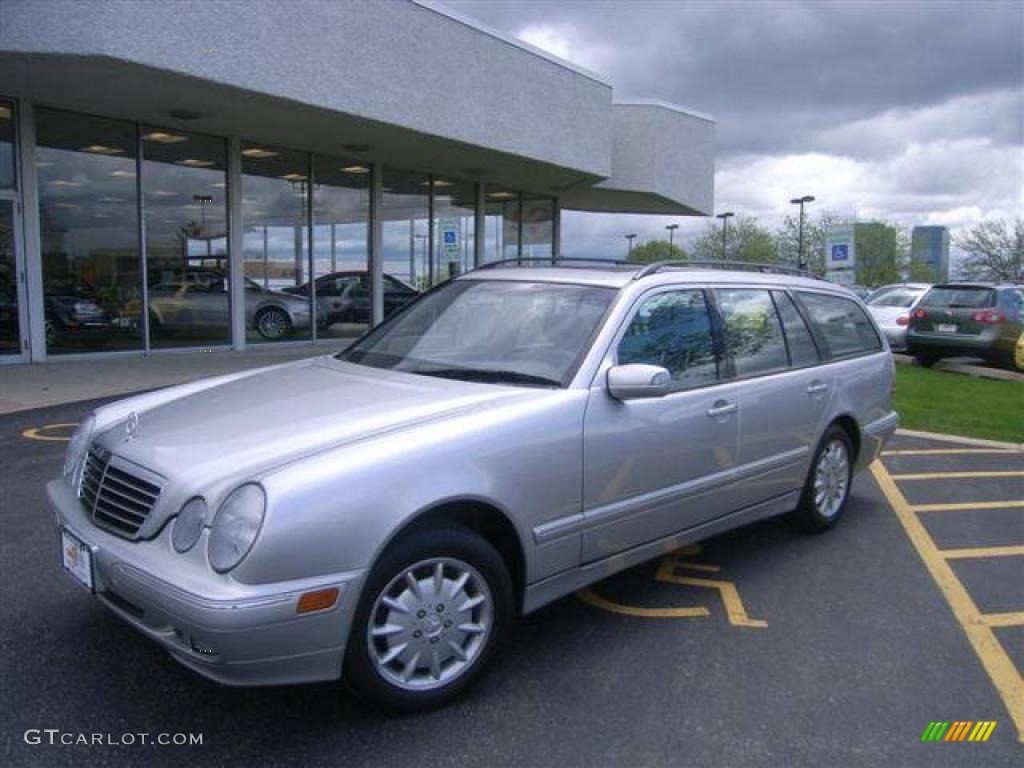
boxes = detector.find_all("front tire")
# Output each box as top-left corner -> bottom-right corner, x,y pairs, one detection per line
346,526 -> 513,711
792,426 -> 854,533
254,307 -> 292,340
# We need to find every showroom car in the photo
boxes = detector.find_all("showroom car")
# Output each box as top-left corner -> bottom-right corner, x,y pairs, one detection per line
51,260 -> 898,710
906,282 -> 1024,370
283,271 -> 419,327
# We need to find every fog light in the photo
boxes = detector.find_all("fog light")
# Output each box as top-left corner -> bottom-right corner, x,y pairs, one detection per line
296,587 -> 340,614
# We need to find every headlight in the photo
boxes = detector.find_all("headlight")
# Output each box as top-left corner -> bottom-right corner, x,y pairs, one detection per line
208,484 -> 266,572
63,414 -> 95,479
172,497 -> 208,553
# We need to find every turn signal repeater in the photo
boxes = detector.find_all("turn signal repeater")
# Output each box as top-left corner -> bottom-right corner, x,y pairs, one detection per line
296,587 -> 340,614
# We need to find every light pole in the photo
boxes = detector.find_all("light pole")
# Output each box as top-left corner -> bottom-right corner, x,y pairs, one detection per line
789,195 -> 815,270
665,223 -> 679,252
625,232 -> 637,256
716,212 -> 734,260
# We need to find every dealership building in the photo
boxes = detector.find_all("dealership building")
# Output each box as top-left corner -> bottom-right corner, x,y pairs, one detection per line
0,0 -> 714,364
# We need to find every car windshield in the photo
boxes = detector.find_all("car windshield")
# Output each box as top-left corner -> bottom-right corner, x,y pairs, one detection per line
868,287 -> 926,308
921,286 -> 995,308
339,279 -> 616,386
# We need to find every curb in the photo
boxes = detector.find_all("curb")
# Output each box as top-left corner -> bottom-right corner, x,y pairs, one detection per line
896,428 -> 1024,452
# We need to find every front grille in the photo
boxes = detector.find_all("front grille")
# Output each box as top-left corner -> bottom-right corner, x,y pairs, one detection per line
80,446 -> 163,538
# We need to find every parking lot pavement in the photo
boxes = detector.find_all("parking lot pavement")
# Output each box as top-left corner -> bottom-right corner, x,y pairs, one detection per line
2,399 -> 1022,768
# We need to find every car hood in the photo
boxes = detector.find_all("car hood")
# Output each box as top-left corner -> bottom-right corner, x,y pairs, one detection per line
95,358 -> 535,484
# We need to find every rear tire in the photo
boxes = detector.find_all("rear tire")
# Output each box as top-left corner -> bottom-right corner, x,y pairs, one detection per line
254,307 -> 291,340
791,426 -> 854,533
345,526 -> 513,712
913,352 -> 939,368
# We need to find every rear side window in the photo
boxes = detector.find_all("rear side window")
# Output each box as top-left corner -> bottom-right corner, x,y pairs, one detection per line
618,289 -> 718,390
715,289 -> 789,377
922,287 -> 995,308
796,291 -> 882,358
772,291 -> 820,367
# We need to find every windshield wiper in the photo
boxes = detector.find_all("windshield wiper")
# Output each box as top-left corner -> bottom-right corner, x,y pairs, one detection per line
415,367 -> 561,387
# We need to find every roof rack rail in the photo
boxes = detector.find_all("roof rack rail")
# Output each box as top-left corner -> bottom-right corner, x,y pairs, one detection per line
632,260 -> 824,281
472,257 -> 633,271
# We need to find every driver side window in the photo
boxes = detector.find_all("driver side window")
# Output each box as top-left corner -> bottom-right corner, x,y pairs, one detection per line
617,289 -> 718,391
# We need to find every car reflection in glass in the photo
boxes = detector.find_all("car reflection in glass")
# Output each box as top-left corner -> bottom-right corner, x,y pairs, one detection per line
283,271 -> 419,332
147,269 -> 317,341
44,276 -> 118,349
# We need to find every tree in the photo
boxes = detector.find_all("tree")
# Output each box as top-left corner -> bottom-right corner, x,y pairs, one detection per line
627,240 -> 689,264
775,209 -> 846,275
854,221 -> 905,287
691,214 -> 777,264
957,219 -> 1024,282
907,259 -> 939,283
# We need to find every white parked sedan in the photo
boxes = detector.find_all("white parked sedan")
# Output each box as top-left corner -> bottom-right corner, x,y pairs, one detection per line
866,283 -> 931,350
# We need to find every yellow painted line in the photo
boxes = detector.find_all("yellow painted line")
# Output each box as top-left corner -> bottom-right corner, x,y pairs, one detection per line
576,587 -> 710,619
890,471 -> 1024,481
882,449 -> 1018,456
912,500 -> 1024,512
655,556 -> 767,628
941,545 -> 1024,560
21,423 -> 78,442
979,612 -> 1024,628
871,461 -> 1024,742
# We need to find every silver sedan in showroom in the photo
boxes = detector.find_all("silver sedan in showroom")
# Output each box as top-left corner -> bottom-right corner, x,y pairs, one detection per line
865,283 -> 931,350
51,260 -> 897,710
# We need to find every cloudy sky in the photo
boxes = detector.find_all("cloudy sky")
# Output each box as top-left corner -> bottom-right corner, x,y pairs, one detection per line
446,0 -> 1023,259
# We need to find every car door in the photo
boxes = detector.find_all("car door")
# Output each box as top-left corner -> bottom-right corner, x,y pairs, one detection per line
713,287 -> 833,509
581,286 -> 743,562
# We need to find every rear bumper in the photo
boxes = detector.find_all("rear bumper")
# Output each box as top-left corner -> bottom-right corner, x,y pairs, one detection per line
859,411 -> 899,471
907,332 -> 1000,356
48,478 -> 366,686
880,326 -> 908,349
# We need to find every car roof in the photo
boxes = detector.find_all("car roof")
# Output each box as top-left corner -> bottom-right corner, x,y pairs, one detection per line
457,263 -> 846,293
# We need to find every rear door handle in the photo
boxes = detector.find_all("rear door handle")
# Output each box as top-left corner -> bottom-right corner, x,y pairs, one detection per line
706,399 -> 738,418
806,381 -> 829,396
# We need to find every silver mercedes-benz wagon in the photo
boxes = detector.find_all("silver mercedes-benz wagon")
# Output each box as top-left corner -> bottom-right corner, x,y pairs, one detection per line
50,260 -> 898,710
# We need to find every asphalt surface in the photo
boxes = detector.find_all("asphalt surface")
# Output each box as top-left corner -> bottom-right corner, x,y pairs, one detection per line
1,398 -> 1022,767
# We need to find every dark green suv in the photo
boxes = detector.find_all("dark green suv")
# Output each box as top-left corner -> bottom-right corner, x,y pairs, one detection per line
907,283 -> 1024,371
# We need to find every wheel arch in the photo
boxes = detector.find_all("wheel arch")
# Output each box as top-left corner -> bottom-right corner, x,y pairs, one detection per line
828,413 -> 861,464
374,497 -> 528,615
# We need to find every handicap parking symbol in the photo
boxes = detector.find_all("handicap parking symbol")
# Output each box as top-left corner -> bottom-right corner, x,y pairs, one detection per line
831,244 -> 849,261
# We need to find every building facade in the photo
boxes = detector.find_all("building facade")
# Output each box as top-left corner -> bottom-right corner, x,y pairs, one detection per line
0,0 -> 714,364
910,226 -> 951,282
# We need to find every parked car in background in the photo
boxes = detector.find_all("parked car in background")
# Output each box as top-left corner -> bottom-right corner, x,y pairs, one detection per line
51,260 -> 897,711
865,283 -> 931,350
147,270 -> 321,341
283,271 -> 418,326
907,282 -> 1024,370
846,284 -> 873,300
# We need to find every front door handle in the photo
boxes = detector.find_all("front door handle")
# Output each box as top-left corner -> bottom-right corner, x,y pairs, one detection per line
806,381 -> 829,396
706,399 -> 738,418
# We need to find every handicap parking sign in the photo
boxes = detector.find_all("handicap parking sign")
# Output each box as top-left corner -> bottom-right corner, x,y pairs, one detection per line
831,244 -> 849,262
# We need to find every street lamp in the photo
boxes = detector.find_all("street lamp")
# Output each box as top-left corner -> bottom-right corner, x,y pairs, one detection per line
715,212 -> 734,260
665,223 -> 679,251
625,232 -> 637,256
789,195 -> 815,270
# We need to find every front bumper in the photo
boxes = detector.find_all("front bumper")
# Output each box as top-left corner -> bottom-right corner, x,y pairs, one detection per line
48,479 -> 366,686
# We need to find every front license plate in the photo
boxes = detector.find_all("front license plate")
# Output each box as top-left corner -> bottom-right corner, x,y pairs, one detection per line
936,323 -> 958,334
61,529 -> 94,591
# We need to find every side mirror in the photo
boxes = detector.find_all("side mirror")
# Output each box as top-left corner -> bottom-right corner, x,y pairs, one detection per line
607,363 -> 672,401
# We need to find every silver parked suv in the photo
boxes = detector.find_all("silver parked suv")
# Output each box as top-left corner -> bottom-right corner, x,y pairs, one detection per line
51,260 -> 898,710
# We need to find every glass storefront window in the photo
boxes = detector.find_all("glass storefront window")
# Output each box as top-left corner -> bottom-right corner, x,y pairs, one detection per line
308,156 -> 373,339
521,196 -> 554,261
241,143 -> 313,343
142,127 -> 229,348
0,100 -> 14,190
36,108 -> 142,354
484,188 -> 519,264
432,179 -> 476,279
381,169 -> 430,292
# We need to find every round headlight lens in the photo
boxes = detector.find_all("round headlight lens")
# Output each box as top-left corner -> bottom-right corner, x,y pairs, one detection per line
172,497 -> 208,553
64,414 -> 95,478
208,484 -> 266,572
